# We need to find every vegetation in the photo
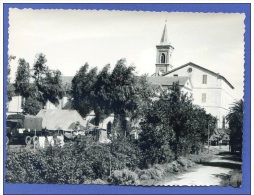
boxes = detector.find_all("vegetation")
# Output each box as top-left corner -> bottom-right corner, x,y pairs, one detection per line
8,56 -> 238,186
226,99 -> 243,154
14,53 -> 64,115
220,169 -> 242,187
70,59 -> 152,136
139,82 -> 217,165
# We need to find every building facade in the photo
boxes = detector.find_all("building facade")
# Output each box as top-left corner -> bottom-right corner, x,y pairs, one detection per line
153,23 -> 235,128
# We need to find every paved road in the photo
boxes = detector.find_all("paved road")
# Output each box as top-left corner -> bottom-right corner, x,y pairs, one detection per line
160,146 -> 242,186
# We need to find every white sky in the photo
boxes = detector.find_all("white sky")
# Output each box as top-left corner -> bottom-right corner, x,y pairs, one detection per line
8,9 -> 245,100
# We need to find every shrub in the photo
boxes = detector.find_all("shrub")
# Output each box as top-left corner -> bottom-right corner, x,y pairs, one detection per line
90,178 -> 107,185
230,171 -> 242,187
145,168 -> 164,180
139,174 -> 151,180
110,169 -> 140,185
163,163 -> 174,173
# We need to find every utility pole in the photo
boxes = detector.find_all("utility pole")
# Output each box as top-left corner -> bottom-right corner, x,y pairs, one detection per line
208,123 -> 210,154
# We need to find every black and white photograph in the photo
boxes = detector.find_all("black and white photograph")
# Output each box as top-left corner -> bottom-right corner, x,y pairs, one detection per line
5,7 -> 245,187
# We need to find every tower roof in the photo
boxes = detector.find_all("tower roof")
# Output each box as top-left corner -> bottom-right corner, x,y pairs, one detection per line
160,23 -> 169,45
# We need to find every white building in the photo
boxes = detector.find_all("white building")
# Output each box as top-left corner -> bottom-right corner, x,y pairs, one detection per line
152,23 -> 234,128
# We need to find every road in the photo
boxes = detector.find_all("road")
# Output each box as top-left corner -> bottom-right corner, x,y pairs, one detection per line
159,146 -> 242,186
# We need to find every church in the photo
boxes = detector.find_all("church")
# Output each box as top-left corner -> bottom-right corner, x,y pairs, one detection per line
7,23 -> 234,128
148,23 -> 235,128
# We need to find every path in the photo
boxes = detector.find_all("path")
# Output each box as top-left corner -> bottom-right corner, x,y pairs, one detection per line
160,146 -> 242,186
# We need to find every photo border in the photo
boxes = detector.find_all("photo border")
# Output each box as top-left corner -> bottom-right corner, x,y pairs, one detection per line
2,3 -> 251,195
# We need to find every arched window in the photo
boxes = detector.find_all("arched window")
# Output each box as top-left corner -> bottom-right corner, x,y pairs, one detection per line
161,53 -> 165,63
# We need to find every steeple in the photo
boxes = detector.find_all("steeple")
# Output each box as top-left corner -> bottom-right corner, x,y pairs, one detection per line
155,21 -> 174,76
160,23 -> 169,45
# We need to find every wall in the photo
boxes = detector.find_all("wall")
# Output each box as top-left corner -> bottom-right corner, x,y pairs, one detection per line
8,95 -> 69,113
164,64 -> 234,128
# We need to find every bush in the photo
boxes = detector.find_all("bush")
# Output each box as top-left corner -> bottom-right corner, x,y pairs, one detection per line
110,169 -> 140,185
162,163 -> 174,173
220,170 -> 242,187
143,168 -> 164,180
90,178 -> 107,185
229,171 -> 242,187
139,174 -> 151,180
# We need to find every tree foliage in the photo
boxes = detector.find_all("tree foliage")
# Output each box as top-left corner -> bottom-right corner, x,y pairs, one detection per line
139,83 -> 217,164
70,59 -> 142,133
71,63 -> 98,117
226,99 -> 243,153
14,53 -> 64,115
14,58 -> 31,98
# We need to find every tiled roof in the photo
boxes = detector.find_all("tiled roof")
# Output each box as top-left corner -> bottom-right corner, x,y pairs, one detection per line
147,76 -> 190,86
163,62 -> 234,89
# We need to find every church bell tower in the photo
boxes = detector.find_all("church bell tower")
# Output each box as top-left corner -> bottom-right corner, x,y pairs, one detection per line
155,22 -> 174,76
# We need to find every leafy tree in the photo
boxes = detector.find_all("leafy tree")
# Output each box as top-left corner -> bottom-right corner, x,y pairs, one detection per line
14,58 -> 31,98
22,96 -> 43,116
7,55 -> 16,102
92,64 -> 112,125
32,53 -> 64,106
130,75 -> 154,122
14,53 -> 64,115
108,59 -> 138,136
226,99 -> 243,153
71,63 -> 97,117
139,82 -> 217,163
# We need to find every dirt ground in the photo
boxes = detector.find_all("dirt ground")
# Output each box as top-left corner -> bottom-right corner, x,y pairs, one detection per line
158,146 -> 242,186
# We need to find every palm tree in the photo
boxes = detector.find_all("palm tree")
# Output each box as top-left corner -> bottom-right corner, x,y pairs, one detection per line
226,99 -> 243,154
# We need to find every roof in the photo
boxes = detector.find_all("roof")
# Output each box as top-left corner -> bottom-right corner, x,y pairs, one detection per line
160,23 -> 169,45
147,76 -> 190,86
36,109 -> 86,130
163,62 -> 234,89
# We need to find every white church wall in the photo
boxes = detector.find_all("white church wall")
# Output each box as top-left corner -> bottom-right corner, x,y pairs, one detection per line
164,64 -> 234,128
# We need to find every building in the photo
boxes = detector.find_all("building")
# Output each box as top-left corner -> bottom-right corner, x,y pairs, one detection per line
152,23 -> 234,128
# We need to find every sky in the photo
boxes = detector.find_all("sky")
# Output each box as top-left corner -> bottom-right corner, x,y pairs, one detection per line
8,9 -> 245,100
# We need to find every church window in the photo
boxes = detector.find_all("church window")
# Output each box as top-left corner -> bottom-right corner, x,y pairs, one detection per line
187,68 -> 192,73
202,93 -> 206,103
161,53 -> 165,63
202,75 -> 207,84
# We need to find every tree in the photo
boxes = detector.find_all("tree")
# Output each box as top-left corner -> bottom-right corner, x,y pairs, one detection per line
32,53 -> 64,107
108,59 -> 138,136
14,53 -> 64,115
14,58 -> 31,98
71,63 -> 97,117
138,98 -> 175,166
139,82 -> 218,163
22,96 -> 43,115
130,75 -> 154,123
7,55 -> 16,102
226,99 -> 243,154
92,64 -> 112,125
